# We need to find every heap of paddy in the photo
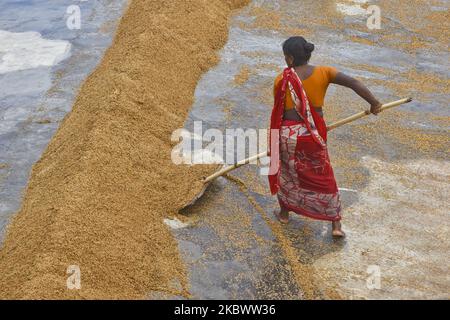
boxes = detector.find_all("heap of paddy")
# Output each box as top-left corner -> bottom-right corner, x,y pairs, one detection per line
0,0 -> 250,299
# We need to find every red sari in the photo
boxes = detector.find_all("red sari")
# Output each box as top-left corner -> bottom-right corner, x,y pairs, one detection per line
269,68 -> 341,222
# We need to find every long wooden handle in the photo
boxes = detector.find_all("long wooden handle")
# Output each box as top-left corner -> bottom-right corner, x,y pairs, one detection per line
204,151 -> 268,183
204,97 -> 412,183
327,97 -> 412,131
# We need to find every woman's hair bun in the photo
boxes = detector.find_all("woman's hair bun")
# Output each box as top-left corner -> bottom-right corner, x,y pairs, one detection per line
304,42 -> 315,53
282,36 -> 315,66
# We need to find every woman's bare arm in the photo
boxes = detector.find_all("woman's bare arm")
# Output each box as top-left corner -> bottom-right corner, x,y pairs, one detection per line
332,72 -> 382,115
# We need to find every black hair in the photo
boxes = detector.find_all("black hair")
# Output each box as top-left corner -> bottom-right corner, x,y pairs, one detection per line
282,36 -> 315,66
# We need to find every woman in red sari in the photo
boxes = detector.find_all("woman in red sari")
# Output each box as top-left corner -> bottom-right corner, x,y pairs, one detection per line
269,37 -> 382,237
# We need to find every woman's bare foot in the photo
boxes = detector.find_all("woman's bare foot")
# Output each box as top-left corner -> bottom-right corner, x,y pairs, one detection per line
332,221 -> 346,238
274,209 -> 290,224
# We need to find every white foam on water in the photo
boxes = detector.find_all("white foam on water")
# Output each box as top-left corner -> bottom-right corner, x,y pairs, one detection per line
181,149 -> 224,165
0,30 -> 71,74
336,2 -> 368,16
163,218 -> 190,230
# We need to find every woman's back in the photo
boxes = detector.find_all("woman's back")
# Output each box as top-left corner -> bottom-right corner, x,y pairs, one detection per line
273,65 -> 338,110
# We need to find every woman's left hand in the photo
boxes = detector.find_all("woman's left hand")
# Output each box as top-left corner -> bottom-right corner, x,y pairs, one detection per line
370,102 -> 382,115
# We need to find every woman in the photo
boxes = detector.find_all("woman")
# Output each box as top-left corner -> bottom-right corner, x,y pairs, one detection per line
269,36 -> 382,237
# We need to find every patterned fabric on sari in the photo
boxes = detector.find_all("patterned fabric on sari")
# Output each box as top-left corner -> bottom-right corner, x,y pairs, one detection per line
269,68 -> 342,222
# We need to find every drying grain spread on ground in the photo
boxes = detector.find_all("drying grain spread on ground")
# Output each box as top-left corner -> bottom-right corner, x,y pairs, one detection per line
1,0 -> 449,301
0,0 -> 249,299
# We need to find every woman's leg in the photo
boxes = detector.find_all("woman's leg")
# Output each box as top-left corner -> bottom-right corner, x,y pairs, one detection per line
275,197 -> 290,224
274,207 -> 290,224
332,221 -> 346,238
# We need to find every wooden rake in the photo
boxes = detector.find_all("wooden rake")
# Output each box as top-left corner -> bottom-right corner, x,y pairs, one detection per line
182,97 -> 412,209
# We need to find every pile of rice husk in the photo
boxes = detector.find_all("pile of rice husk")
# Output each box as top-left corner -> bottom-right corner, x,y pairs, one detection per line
0,0 -> 249,299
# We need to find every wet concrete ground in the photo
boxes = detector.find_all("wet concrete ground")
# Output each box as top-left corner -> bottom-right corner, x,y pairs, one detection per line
168,0 -> 449,299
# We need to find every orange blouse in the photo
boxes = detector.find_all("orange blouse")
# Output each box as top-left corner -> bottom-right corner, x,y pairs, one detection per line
273,66 -> 338,109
